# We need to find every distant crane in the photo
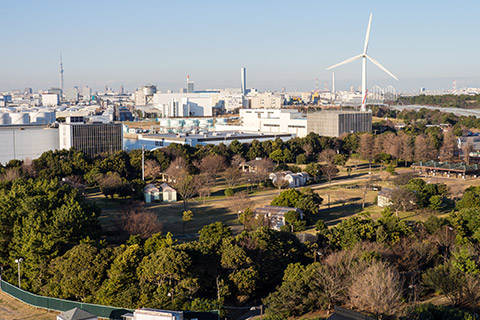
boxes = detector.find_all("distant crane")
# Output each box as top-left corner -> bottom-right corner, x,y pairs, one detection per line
326,13 -> 398,111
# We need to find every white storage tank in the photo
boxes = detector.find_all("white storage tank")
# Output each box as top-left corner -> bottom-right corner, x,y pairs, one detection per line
216,118 -> 227,124
9,113 -> 30,124
0,113 -> 10,125
143,85 -> 157,96
30,111 -> 56,124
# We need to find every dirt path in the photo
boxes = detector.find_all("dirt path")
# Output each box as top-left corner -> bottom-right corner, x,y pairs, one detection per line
0,290 -> 57,320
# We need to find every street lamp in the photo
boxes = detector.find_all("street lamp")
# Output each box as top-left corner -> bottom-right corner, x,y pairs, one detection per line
14,258 -> 23,288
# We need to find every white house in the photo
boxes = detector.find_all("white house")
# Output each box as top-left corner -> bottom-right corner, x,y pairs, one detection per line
57,308 -> 97,320
160,183 -> 177,202
377,188 -> 393,208
253,205 -> 304,231
144,183 -> 177,203
122,308 -> 183,320
269,171 -> 310,188
144,184 -> 161,203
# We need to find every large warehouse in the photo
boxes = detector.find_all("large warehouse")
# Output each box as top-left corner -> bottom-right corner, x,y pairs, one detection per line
307,110 -> 372,137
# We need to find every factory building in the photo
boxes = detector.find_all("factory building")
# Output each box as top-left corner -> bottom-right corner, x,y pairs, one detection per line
307,110 -> 372,137
153,93 -> 214,117
0,124 -> 59,164
59,117 -> 123,157
215,109 -> 307,137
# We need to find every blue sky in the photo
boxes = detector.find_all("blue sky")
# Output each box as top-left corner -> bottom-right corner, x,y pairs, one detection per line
1,0 -> 479,92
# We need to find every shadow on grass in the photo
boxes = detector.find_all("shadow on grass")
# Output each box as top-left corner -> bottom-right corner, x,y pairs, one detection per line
312,203 -> 366,226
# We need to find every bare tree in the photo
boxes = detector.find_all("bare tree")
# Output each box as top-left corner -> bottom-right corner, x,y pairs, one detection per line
349,261 -> 402,318
196,173 -> 214,204
231,191 -> 254,219
0,168 -> 21,182
222,167 -> 243,188
21,158 -> 37,177
318,149 -> 336,165
175,175 -> 198,210
165,157 -> 189,182
358,133 -> 375,172
439,128 -> 457,163
462,141 -> 473,165
399,132 -> 414,166
321,164 -> 339,184
144,159 -> 162,181
254,158 -> 275,182
197,154 -> 227,185
302,144 -> 313,158
414,134 -> 437,162
231,154 -> 246,168
97,173 -> 124,199
272,174 -> 290,193
121,203 -> 162,239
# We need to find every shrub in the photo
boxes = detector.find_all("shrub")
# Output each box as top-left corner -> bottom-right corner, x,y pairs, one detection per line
224,188 -> 234,197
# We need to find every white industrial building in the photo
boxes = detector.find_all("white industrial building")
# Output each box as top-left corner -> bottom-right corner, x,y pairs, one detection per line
42,93 -> 59,106
153,93 -> 214,117
216,108 -> 307,137
0,124 -> 59,164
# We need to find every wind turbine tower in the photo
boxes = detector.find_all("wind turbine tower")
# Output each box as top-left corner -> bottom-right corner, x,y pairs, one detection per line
327,13 -> 397,111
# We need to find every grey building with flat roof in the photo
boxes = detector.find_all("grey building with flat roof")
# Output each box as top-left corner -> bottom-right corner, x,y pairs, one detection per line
307,110 -> 372,137
59,121 -> 123,157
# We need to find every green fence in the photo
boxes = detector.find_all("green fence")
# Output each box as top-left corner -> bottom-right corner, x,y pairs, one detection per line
1,280 -> 219,320
0,280 -> 132,319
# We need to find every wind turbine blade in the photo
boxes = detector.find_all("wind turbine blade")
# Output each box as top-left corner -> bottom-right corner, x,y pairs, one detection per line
365,54 -> 398,80
326,54 -> 363,70
363,13 -> 372,54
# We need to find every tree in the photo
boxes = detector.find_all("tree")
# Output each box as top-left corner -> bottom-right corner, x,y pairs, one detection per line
305,163 -> 323,181
222,167 -> 242,188
44,242 -> 110,301
182,210 -> 193,235
272,174 -> 290,193
439,128 -> 457,162
284,210 -> 301,232
389,187 -> 417,215
269,149 -> 284,164
318,149 -> 336,165
144,159 -> 162,181
197,154 -> 227,185
97,172 -> 124,199
349,261 -> 403,318
415,134 -> 438,162
358,133 -> 375,171
320,164 -> 338,184
271,188 -> 322,216
462,141 -> 473,165
165,157 -> 189,182
230,192 -> 253,219
121,204 -> 162,239
196,173 -> 214,204
174,175 -> 198,210
422,263 -> 466,306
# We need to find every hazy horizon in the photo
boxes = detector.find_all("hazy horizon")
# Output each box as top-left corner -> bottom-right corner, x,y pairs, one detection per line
2,0 -> 480,93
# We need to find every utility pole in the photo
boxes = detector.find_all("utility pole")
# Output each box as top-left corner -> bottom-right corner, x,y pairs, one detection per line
142,145 -> 145,181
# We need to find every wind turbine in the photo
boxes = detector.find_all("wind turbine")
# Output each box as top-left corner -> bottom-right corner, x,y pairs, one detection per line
326,13 -> 397,111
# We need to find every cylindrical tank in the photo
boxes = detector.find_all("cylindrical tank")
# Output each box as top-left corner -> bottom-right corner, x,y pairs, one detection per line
159,119 -> 170,127
143,85 -> 157,96
216,118 -> 227,125
30,111 -> 56,124
0,113 -> 10,125
9,113 -> 30,124
170,119 -> 181,127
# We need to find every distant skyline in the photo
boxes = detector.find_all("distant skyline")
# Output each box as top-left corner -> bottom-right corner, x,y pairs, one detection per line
1,0 -> 480,93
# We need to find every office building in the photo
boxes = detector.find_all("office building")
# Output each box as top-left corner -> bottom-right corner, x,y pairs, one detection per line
59,117 -> 123,157
42,93 -> 59,106
64,88 -> 79,102
307,110 -> 372,137
248,92 -> 284,109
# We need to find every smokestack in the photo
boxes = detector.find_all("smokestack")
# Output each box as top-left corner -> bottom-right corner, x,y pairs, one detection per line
241,67 -> 246,95
332,72 -> 335,93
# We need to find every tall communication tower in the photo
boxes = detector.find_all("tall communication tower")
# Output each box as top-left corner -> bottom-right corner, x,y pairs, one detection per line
315,78 -> 319,92
324,80 -> 328,91
453,80 -> 457,91
59,52 -> 64,95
